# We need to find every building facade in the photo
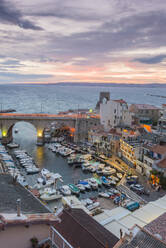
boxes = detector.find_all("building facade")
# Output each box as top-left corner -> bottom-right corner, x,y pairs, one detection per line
100,98 -> 132,131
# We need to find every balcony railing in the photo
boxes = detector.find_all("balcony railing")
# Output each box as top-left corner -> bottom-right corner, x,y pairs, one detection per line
50,226 -> 74,248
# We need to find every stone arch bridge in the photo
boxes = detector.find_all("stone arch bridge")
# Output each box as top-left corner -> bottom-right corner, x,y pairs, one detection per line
0,113 -> 100,145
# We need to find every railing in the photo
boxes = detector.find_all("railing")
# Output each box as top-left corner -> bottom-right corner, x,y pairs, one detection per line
50,226 -> 74,248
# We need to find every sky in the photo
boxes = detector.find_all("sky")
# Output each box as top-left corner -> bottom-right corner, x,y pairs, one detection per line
0,0 -> 166,84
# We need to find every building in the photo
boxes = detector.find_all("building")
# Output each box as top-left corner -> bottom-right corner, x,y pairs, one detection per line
142,144 -> 166,173
94,194 -> 166,240
129,104 -> 160,125
116,225 -> 166,248
158,104 -> 166,134
100,98 -> 132,131
0,174 -> 72,248
88,127 -> 121,156
54,208 -> 119,248
96,91 -> 110,111
120,138 -> 141,167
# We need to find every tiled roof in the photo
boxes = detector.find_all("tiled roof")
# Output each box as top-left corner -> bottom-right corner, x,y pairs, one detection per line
54,208 -> 119,248
157,158 -> 166,169
145,212 -> 166,243
113,99 -> 127,104
119,228 -> 166,248
131,104 -> 160,110
0,174 -> 49,214
151,145 -> 166,155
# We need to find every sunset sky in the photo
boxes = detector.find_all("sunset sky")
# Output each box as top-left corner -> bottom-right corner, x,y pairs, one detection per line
1,0 -> 166,84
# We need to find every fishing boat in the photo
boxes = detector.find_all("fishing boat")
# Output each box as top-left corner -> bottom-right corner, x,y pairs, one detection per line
14,129 -> 18,133
68,184 -> 80,195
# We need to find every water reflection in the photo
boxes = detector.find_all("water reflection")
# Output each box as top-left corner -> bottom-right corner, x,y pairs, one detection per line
35,147 -> 44,168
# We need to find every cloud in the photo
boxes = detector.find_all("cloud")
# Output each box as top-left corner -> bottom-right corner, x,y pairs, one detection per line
134,55 -> 166,64
0,0 -> 42,30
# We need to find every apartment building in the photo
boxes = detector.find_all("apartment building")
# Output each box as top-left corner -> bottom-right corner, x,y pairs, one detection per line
129,104 -> 160,125
100,98 -> 132,130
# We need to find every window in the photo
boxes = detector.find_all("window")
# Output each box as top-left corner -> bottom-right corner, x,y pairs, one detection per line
114,109 -> 116,113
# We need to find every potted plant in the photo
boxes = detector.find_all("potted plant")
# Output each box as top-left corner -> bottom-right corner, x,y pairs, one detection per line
30,236 -> 39,248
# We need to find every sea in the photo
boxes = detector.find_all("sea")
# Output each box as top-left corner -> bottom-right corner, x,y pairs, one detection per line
0,84 -> 166,205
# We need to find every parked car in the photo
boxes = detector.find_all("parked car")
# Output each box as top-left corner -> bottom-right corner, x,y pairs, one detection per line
114,196 -> 121,205
130,184 -> 144,194
126,201 -> 140,211
115,159 -> 121,164
126,175 -> 138,185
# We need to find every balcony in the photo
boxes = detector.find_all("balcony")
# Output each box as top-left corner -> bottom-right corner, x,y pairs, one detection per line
39,226 -> 74,248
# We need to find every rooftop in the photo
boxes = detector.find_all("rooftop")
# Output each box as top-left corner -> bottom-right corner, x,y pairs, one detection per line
145,212 -> 166,243
151,144 -> 166,155
55,208 -> 119,248
113,99 -> 127,104
119,227 -> 166,248
0,174 -> 49,214
157,158 -> 166,169
130,104 -> 160,110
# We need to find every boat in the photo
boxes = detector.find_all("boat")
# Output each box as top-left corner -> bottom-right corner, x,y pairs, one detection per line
76,184 -> 86,192
78,180 -> 91,190
87,178 -> 98,190
7,143 -> 20,149
26,167 -> 40,175
117,173 -> 123,179
40,189 -> 62,201
98,192 -> 110,198
14,129 -> 18,133
86,202 -> 100,211
60,185 -> 71,196
93,177 -> 102,187
68,184 -> 80,195
41,168 -> 50,177
102,167 -> 116,176
101,176 -> 110,187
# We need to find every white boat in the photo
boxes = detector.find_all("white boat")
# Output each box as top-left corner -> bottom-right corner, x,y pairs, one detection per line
76,184 -> 86,192
81,198 -> 93,206
41,168 -> 50,176
7,143 -> 19,148
26,167 -> 40,174
117,173 -> 123,179
98,192 -> 110,198
40,190 -> 62,201
33,179 -> 55,190
86,202 -> 100,211
60,185 -> 71,196
14,129 -> 18,133
102,167 -> 116,176
87,178 -> 98,190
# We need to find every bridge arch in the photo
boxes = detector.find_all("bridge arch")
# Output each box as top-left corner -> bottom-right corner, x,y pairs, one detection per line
1,119 -> 45,145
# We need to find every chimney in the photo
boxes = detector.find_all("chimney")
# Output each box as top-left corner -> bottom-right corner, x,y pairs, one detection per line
120,229 -> 123,239
17,198 -> 21,217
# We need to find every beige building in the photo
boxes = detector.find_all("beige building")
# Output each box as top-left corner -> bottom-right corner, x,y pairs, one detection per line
129,104 -> 160,125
